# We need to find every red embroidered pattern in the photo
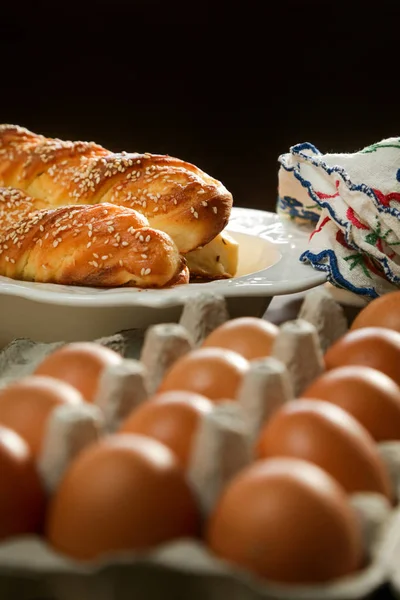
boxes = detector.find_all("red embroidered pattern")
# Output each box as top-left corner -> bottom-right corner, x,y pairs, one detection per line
315,180 -> 340,200
372,188 -> 400,207
336,230 -> 353,250
309,216 -> 331,240
346,207 -> 369,230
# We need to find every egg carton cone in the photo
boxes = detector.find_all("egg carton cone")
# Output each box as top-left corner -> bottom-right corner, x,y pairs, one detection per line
297,286 -> 349,353
140,323 -> 193,395
179,292 -> 230,346
94,359 -> 149,433
2,291 -> 400,599
187,401 -> 253,516
38,403 -> 104,493
236,357 -> 294,442
272,318 -> 325,397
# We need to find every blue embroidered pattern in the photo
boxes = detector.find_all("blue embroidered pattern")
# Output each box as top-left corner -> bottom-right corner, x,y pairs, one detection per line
300,248 -> 379,299
277,195 -> 320,223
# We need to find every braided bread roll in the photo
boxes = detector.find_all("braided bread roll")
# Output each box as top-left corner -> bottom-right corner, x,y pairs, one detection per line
0,125 -> 233,254
0,188 -> 188,288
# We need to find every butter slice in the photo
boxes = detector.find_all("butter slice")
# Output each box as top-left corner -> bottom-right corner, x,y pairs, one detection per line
186,231 -> 239,280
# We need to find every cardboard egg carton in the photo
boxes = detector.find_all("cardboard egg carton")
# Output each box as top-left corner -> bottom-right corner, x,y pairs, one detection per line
1,289 -> 400,599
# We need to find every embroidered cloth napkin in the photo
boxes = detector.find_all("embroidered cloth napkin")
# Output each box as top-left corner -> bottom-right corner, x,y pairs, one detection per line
277,139 -> 400,298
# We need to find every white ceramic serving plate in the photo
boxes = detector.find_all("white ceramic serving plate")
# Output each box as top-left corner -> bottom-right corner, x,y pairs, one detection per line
0,207 -> 326,346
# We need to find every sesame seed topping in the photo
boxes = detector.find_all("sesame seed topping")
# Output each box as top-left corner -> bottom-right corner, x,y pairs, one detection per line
0,132 -> 226,288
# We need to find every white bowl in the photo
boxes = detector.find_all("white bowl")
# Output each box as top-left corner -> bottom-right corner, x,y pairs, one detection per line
0,207 -> 326,346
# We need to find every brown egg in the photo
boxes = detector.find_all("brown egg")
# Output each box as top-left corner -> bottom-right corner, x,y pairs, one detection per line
206,457 -> 364,584
302,366 -> 400,442
0,375 -> 83,457
118,391 -> 214,468
256,399 -> 393,500
325,327 -> 400,386
46,434 -> 200,560
202,317 -> 279,360
0,426 -> 46,540
351,291 -> 400,333
158,347 -> 249,402
34,342 -> 123,402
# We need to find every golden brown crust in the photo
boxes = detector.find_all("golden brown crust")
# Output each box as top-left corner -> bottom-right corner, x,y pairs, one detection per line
0,188 -> 188,288
0,125 -> 233,253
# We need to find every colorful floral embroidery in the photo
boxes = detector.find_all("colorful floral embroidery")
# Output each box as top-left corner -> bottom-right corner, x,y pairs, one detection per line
279,138 -> 400,297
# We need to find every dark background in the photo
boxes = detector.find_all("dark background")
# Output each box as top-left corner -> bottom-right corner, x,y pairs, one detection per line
1,0 -> 399,212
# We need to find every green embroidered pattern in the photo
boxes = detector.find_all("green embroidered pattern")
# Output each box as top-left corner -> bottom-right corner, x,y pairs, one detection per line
343,254 -> 372,279
305,204 -> 322,210
364,222 -> 400,248
361,140 -> 400,154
